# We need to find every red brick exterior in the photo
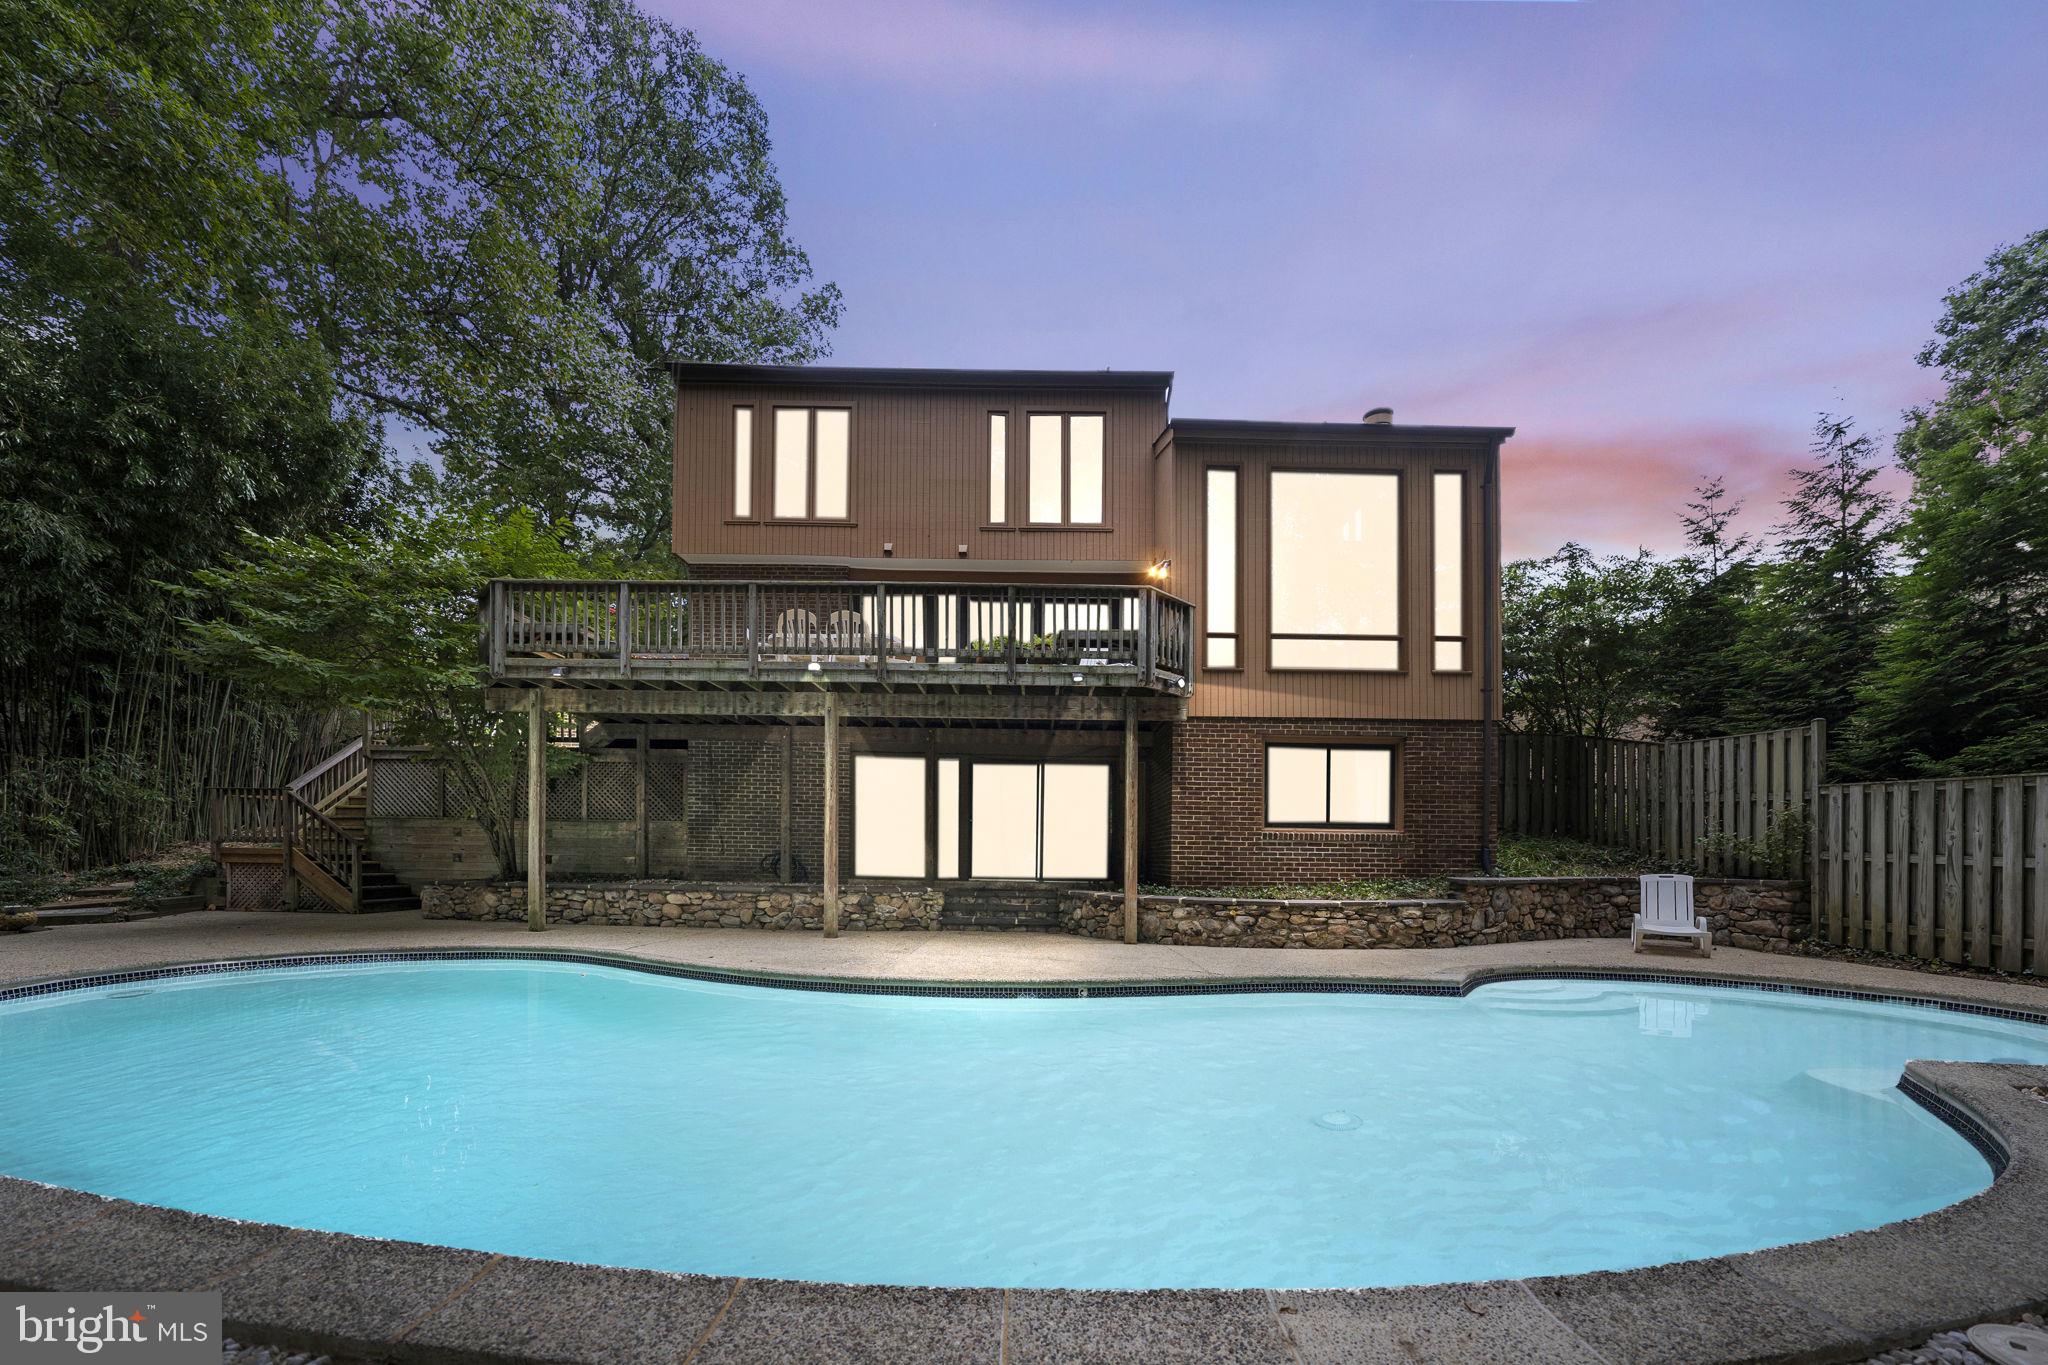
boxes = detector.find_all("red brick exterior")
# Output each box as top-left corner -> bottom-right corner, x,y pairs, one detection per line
1156,717 -> 1491,886
685,732 -> 824,879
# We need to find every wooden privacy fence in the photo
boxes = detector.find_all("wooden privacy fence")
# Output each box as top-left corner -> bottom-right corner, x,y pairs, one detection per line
1816,775 -> 2048,973
1500,722 -> 1827,878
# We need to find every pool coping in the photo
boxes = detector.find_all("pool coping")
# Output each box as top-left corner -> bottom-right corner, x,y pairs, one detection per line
2,953 -> 2046,1363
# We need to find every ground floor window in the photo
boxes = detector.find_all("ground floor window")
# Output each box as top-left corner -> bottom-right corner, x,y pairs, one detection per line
853,754 -> 926,877
852,753 -> 1113,880
1264,743 -> 1395,828
967,760 -> 1110,880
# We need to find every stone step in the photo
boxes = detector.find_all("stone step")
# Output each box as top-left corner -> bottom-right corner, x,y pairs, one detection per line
939,910 -> 1064,931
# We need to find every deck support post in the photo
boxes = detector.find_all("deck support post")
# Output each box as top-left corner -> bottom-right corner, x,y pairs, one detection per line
526,691 -> 547,932
823,693 -> 840,938
1123,703 -> 1139,945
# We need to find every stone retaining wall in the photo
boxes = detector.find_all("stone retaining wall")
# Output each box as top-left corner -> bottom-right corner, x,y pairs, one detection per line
420,881 -> 942,931
1062,877 -> 1810,952
422,876 -> 1809,951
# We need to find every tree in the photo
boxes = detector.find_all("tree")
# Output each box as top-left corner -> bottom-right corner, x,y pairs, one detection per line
184,496 -> 600,871
1845,230 -> 2048,777
1502,544 -> 1674,738
1649,477 -> 1761,738
2,0 -> 838,867
1725,414 -> 1895,738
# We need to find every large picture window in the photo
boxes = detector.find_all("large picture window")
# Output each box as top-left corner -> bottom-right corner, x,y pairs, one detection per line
772,407 -> 850,520
1432,471 -> 1467,672
1269,470 -> 1400,671
1264,744 -> 1394,828
968,760 -> 1110,879
1026,413 -> 1105,525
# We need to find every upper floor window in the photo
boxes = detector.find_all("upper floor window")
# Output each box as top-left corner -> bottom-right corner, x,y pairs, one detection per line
1205,468 -> 1239,669
987,413 -> 1008,524
731,407 -> 754,519
1027,413 -> 1105,525
1269,470 -> 1400,671
772,407 -> 850,520
1432,471 -> 1466,672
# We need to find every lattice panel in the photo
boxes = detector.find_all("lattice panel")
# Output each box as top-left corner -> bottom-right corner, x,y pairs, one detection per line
371,759 -> 442,816
586,761 -> 636,821
545,769 -> 583,821
225,862 -> 284,911
648,754 -> 687,820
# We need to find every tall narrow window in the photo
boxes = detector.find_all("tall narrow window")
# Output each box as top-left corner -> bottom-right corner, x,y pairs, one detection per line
1026,413 -> 1105,524
936,758 -> 960,878
1205,468 -> 1239,669
1433,471 -> 1466,672
772,407 -> 851,520
1269,470 -> 1400,670
970,762 -> 1040,879
988,414 -> 1008,524
853,754 -> 926,877
1264,744 -> 1394,828
732,408 -> 753,518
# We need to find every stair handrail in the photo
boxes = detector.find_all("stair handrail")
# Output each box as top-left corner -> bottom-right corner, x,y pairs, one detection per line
286,790 -> 362,908
288,736 -> 367,812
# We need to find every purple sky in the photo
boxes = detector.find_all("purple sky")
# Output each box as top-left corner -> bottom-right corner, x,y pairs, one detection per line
659,0 -> 2048,558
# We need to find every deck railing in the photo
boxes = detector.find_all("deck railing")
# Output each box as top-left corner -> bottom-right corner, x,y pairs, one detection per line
484,579 -> 1193,688
211,787 -> 286,844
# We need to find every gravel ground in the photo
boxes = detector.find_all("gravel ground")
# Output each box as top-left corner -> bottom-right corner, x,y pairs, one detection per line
1861,1313 -> 2047,1364
1791,939 -> 2048,995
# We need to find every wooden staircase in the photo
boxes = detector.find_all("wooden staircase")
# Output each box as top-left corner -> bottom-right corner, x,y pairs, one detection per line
212,736 -> 419,913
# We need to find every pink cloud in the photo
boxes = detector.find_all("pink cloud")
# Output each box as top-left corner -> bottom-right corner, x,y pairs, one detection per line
666,0 -> 1278,94
1501,422 -> 1910,560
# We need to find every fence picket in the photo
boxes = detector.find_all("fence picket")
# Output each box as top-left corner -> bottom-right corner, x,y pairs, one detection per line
1997,777 -> 2024,972
1967,781 -> 1993,968
1911,784 -> 1935,961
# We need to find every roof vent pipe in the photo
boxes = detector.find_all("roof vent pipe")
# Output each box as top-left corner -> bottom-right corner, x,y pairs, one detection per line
1363,407 -> 1393,425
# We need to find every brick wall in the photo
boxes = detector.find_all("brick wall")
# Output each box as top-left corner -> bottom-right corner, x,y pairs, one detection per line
686,732 -> 824,879
1159,717 -> 1490,886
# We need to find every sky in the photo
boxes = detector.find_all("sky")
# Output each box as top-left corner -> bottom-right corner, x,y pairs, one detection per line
653,0 -> 2048,558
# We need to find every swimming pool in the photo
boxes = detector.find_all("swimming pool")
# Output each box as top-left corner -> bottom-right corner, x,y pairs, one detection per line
3,959 -> 2043,1290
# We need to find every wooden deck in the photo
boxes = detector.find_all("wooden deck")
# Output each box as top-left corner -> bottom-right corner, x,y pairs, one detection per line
482,579 -> 1194,695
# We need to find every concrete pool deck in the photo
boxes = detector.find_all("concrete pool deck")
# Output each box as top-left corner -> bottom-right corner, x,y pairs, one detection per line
3,912 -> 2046,1363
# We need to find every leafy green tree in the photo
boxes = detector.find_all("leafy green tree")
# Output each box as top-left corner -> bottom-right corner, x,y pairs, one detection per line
1846,229 -> 2048,776
185,496 -> 601,871
1726,414 -> 1895,740
1503,544 -> 1675,738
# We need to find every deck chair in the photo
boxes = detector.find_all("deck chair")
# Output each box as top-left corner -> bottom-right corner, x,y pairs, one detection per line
767,608 -> 817,654
1632,874 -> 1711,956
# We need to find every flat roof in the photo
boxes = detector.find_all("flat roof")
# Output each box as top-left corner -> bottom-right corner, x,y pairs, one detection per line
669,362 -> 1174,392
1170,417 -> 1516,442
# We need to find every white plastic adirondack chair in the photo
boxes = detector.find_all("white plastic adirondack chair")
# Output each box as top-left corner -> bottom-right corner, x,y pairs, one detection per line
1632,874 -> 1712,956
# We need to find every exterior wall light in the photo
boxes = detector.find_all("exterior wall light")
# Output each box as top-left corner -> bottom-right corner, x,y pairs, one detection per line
1148,559 -> 1171,581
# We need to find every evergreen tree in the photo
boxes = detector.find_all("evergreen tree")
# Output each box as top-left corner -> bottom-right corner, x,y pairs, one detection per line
1650,477 -> 1760,738
1844,229 -> 2048,776
1727,414 -> 1895,739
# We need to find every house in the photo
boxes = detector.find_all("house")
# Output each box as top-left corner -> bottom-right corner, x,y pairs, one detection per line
453,363 -> 1511,933
213,363 -> 1502,928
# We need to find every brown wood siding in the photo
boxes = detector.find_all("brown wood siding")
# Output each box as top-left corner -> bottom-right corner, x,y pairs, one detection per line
1169,435 -> 1501,722
673,382 -> 1168,569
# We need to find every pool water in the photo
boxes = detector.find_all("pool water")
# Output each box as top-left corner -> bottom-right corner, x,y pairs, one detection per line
2,961 -> 2044,1289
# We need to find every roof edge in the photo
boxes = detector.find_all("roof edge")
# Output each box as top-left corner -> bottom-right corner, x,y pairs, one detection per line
670,362 -> 1173,392
1171,418 -> 1515,442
